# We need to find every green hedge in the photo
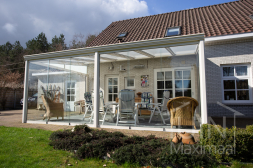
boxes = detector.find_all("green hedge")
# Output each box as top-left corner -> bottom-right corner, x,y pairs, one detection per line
200,124 -> 253,162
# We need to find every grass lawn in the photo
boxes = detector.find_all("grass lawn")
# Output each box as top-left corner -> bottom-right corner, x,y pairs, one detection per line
0,126 -> 131,168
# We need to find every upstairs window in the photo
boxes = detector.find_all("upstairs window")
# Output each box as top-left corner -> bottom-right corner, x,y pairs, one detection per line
222,64 -> 252,103
165,27 -> 181,37
117,32 -> 128,39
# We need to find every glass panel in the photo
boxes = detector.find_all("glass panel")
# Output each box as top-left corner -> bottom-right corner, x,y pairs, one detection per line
175,71 -> 182,79
237,90 -> 249,100
113,86 -> 118,93
157,90 -> 164,98
127,79 -> 134,87
175,80 -> 182,88
157,99 -> 162,103
71,82 -> 75,88
113,94 -> 118,101
165,71 -> 172,79
183,70 -> 191,79
184,89 -> 191,97
113,78 -> 118,85
71,89 -> 75,94
170,44 -> 197,55
109,94 -> 112,101
109,86 -> 112,93
67,82 -> 71,88
223,67 -> 234,76
175,90 -> 183,97
157,72 -> 164,80
237,80 -> 249,89
165,81 -> 172,89
236,66 -> 247,76
224,91 -> 236,100
71,96 -> 75,101
166,27 -> 179,36
108,78 -> 112,85
67,89 -> 70,94
157,81 -> 164,89
67,96 -> 70,101
223,80 -> 235,89
183,80 -> 191,88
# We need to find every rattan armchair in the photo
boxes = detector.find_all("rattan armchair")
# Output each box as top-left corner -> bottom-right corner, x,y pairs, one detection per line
167,97 -> 198,129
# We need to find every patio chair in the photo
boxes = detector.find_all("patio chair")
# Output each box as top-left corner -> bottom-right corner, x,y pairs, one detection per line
167,96 -> 198,129
89,90 -> 111,125
149,91 -> 170,124
74,100 -> 85,114
83,92 -> 93,120
42,94 -> 64,121
116,89 -> 138,126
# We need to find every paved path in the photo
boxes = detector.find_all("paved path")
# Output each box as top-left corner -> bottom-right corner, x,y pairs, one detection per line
0,110 -> 199,140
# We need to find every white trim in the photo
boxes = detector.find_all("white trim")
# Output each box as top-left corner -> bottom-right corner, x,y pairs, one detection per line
221,64 -> 252,104
205,32 -> 253,43
199,40 -> 208,124
22,60 -> 29,123
94,52 -> 100,128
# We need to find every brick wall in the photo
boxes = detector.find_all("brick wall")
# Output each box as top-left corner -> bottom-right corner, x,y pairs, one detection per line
205,40 -> 253,118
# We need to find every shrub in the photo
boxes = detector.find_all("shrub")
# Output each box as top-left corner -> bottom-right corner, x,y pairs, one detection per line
49,129 -> 75,141
200,124 -> 253,162
73,124 -> 92,133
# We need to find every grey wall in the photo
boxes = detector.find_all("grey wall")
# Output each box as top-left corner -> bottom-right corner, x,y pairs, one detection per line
205,39 -> 253,118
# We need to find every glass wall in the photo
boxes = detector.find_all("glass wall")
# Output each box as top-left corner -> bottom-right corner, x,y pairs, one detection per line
26,57 -> 92,125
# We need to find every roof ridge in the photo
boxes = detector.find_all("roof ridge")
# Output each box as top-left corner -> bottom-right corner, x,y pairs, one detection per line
111,0 -> 242,24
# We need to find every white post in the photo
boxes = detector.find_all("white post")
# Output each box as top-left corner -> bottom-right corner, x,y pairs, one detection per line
199,40 -> 208,124
94,52 -> 100,127
22,60 -> 29,123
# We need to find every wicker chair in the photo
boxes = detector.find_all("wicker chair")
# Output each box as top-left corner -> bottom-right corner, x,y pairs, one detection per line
167,97 -> 198,129
42,95 -> 64,121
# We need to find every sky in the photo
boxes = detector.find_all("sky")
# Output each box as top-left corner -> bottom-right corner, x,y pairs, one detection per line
0,0 -> 234,48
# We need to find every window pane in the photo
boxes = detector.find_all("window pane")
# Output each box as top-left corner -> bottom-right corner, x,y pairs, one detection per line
157,90 -> 164,98
157,99 -> 162,103
157,81 -> 164,89
71,89 -> 75,94
157,72 -> 164,80
67,89 -> 70,94
108,78 -> 112,85
165,81 -> 172,89
224,91 -> 236,100
67,82 -> 71,88
237,80 -> 249,89
184,89 -> 191,97
113,86 -> 118,93
165,71 -> 172,80
113,78 -> 118,85
109,86 -> 112,93
224,80 -> 235,89
175,71 -> 182,79
109,94 -> 112,101
113,94 -> 118,101
71,82 -> 75,88
183,80 -> 191,88
127,79 -> 134,87
223,67 -> 234,76
67,96 -> 70,101
71,96 -> 75,101
237,90 -> 249,100
236,66 -> 247,76
175,80 -> 182,88
175,90 -> 183,97
183,70 -> 191,79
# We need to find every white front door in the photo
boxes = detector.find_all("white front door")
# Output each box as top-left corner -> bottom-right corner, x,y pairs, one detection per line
65,81 -> 76,111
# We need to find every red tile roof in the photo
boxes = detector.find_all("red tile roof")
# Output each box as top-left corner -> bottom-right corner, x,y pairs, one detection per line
88,0 -> 253,47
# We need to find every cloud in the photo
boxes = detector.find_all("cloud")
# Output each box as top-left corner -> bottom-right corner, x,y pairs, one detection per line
0,0 -> 149,47
2,23 -> 17,34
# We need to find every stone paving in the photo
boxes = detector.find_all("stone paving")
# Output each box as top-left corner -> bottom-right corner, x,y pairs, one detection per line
0,110 -> 199,140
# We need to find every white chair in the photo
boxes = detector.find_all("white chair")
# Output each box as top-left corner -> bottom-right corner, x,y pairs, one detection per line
116,89 -> 138,126
149,91 -> 170,124
83,92 -> 93,120
89,91 -> 111,125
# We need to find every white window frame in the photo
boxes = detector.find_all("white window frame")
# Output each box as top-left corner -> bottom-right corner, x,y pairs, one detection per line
221,64 -> 252,104
154,67 -> 196,103
124,76 -> 135,89
105,75 -> 119,103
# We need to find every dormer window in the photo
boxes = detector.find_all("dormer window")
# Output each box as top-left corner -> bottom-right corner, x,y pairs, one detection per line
117,32 -> 128,39
165,27 -> 181,37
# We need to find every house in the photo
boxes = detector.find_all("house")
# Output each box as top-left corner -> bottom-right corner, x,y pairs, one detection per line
22,0 -> 253,132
